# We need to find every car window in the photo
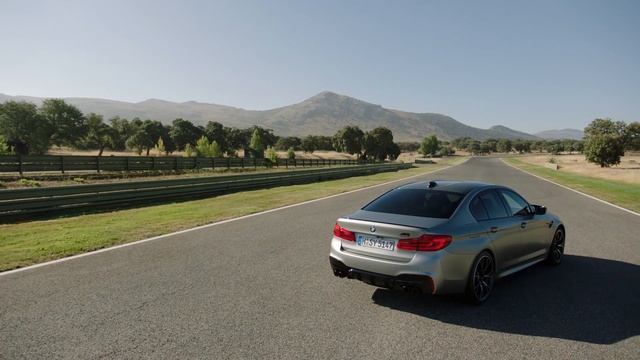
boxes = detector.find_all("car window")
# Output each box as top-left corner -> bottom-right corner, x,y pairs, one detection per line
363,189 -> 464,219
477,190 -> 509,219
499,190 -> 530,216
469,196 -> 489,221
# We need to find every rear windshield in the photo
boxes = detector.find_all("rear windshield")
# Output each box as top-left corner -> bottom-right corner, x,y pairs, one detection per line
362,189 -> 464,219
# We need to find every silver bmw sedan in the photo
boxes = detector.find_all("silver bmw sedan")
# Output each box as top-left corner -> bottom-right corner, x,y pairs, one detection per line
329,180 -> 565,304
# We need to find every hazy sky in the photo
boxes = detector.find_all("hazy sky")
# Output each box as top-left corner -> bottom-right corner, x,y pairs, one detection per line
1,0 -> 638,133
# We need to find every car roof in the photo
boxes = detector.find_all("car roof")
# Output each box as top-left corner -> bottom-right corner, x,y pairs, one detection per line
397,180 -> 493,195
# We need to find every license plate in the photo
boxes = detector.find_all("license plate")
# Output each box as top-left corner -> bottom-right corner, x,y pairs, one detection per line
356,234 -> 395,251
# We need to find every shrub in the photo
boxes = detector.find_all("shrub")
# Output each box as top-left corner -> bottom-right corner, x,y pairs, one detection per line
287,147 -> 296,160
184,144 -> 195,157
17,179 -> 41,187
264,146 -> 278,168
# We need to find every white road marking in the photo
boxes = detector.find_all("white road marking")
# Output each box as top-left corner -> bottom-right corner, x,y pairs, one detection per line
502,158 -> 640,217
1,159 -> 467,276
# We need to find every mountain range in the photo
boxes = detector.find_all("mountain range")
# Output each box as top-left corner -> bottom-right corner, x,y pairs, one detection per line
0,91 -> 547,141
534,128 -> 584,140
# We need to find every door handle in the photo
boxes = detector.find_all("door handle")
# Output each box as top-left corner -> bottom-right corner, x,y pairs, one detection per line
521,222 -> 527,229
490,226 -> 499,233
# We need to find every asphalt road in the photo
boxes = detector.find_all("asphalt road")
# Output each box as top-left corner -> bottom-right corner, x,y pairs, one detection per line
1,157 -> 638,359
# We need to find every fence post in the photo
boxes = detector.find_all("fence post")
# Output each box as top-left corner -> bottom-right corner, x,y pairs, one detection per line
96,156 -> 101,173
285,159 -> 288,169
253,158 -> 257,169
151,156 -> 156,171
60,156 -> 65,174
18,155 -> 24,176
174,157 -> 178,171
227,157 -> 231,170
126,157 -> 130,172
212,157 -> 215,170
241,157 -> 244,169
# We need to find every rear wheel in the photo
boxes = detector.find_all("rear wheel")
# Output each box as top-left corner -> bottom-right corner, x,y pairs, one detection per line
465,251 -> 495,304
546,228 -> 565,265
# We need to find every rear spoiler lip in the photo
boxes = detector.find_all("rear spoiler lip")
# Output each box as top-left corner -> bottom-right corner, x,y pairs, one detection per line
340,210 -> 449,230
337,217 -> 424,232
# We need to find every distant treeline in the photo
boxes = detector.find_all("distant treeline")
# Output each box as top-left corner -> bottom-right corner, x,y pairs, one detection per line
0,99 -> 400,161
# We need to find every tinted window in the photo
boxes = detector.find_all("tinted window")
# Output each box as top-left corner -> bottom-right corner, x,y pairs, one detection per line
478,190 -> 509,219
470,196 -> 489,221
499,190 -> 530,216
363,189 -> 464,219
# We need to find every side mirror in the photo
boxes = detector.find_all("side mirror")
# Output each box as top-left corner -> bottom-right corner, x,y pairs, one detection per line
532,205 -> 547,215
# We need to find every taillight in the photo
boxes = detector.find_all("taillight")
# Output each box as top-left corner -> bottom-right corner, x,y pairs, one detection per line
397,234 -> 452,251
333,223 -> 355,241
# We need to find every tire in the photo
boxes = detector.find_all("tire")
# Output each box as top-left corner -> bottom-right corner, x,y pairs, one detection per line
546,227 -> 565,266
465,251 -> 495,304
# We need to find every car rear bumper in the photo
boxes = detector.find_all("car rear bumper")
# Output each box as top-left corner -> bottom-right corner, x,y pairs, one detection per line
330,237 -> 472,294
330,257 -> 435,294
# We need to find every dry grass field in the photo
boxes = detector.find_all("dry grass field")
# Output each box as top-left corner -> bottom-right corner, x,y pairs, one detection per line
516,153 -> 640,185
46,147 -> 357,160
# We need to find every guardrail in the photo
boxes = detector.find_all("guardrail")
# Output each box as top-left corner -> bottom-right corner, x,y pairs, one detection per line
0,155 -> 372,175
0,163 -> 412,219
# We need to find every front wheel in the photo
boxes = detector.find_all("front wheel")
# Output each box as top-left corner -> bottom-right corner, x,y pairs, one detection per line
546,228 -> 565,265
465,251 -> 495,304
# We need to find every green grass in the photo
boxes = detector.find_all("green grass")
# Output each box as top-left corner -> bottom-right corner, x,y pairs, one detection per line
504,158 -> 640,213
0,158 -> 465,271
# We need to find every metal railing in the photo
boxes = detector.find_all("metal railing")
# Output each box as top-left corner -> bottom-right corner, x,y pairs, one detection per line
0,163 -> 412,219
0,155 -> 374,175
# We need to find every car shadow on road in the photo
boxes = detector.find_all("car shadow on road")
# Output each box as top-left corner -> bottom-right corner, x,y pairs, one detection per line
371,255 -> 640,344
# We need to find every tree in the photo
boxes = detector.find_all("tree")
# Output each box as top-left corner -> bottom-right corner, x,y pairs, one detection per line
108,117 -> 136,151
483,139 -> 498,153
83,113 -> 117,156
584,118 -> 626,167
333,126 -> 364,157
224,127 -> 248,156
387,142 -> 401,160
126,129 -> 149,155
275,137 -> 302,151
0,101 -> 51,155
249,128 -> 264,158
513,139 -> 531,153
204,121 -> 227,153
545,140 -> 564,155
584,134 -> 625,167
397,142 -> 420,152
468,140 -> 481,155
438,145 -> 455,156
0,135 -> 11,154
496,139 -> 512,153
170,118 -> 203,151
39,99 -> 86,147
301,135 -> 317,153
584,118 -> 626,137
625,122 -> 640,151
452,137 -> 472,150
419,135 -> 440,157
160,125 -> 176,155
363,127 -> 396,161
141,120 -> 165,156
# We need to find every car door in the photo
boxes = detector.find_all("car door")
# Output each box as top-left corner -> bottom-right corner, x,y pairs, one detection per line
498,189 -> 549,261
473,190 -> 524,271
